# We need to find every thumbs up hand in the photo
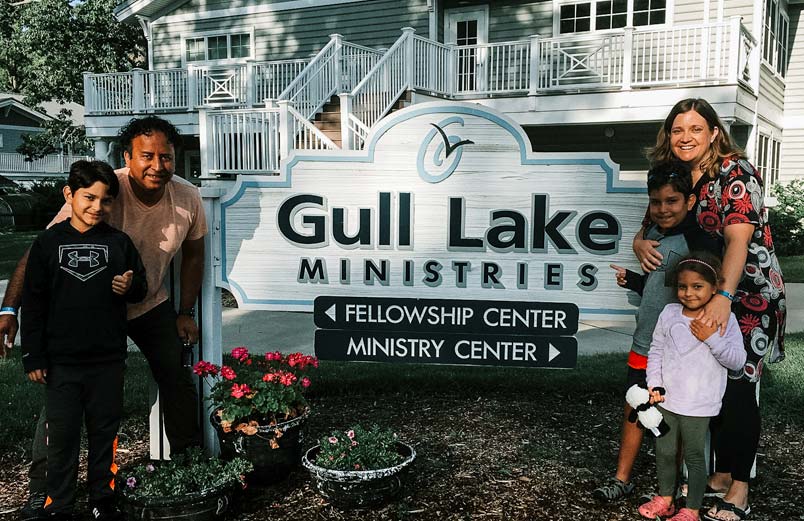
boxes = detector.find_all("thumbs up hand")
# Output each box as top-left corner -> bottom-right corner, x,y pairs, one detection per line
112,270 -> 134,295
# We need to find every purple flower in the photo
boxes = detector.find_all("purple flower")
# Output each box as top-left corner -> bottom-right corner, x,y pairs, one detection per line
145,464 -> 155,473
126,476 -> 137,488
328,436 -> 338,444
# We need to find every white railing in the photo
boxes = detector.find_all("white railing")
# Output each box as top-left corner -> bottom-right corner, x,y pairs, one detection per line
289,105 -> 339,151
347,28 -> 414,143
277,35 -> 383,121
0,153 -> 94,173
412,36 -> 452,95
253,59 -> 309,102
192,65 -> 248,106
456,40 -> 531,94
143,69 -> 189,110
205,109 -> 281,174
538,33 -> 625,89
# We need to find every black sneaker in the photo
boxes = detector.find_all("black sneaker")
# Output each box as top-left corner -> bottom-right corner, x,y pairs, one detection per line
88,499 -> 122,521
592,477 -> 635,502
18,492 -> 47,521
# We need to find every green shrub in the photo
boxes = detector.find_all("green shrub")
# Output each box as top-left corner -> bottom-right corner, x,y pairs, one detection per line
769,179 -> 804,256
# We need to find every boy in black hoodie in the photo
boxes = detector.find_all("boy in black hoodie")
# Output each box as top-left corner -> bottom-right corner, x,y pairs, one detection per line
21,160 -> 147,520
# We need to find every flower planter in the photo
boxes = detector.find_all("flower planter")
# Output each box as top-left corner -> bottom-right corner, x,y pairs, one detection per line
302,441 -> 416,508
212,410 -> 308,484
119,480 -> 235,521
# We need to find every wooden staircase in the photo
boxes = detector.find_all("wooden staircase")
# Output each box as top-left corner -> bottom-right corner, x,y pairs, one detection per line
311,91 -> 412,149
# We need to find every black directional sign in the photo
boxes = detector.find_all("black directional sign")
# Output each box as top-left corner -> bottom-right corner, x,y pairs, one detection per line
315,330 -> 578,369
313,296 -> 578,336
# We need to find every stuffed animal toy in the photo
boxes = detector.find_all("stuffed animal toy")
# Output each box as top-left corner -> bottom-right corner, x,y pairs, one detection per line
625,383 -> 670,438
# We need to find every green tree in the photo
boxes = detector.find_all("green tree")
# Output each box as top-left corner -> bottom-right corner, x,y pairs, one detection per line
16,109 -> 92,161
0,0 -> 145,105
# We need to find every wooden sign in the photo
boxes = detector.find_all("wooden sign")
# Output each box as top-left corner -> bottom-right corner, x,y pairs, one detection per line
218,102 -> 645,318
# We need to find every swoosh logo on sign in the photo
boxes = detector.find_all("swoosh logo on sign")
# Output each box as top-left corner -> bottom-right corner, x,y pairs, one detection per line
416,117 -> 474,183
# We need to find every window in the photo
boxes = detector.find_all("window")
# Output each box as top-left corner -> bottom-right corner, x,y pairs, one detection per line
184,32 -> 252,63
558,0 -> 664,34
755,133 -> 782,189
762,0 -> 788,76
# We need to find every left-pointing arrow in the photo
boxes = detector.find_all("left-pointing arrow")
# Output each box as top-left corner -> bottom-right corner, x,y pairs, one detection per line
325,304 -> 336,323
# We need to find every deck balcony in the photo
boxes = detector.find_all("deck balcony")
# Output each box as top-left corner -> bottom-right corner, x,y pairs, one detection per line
83,17 -> 758,119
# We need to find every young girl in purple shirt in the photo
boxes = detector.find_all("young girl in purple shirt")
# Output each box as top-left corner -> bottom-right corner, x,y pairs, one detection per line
638,253 -> 746,521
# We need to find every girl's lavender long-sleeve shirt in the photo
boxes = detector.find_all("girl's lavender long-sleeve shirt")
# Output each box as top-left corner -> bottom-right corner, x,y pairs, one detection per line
647,303 -> 746,417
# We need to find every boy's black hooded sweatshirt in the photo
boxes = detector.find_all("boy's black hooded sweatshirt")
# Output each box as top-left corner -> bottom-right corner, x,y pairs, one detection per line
21,220 -> 147,372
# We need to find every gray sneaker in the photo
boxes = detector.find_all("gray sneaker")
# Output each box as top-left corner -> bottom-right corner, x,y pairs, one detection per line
592,477 -> 636,502
18,492 -> 47,521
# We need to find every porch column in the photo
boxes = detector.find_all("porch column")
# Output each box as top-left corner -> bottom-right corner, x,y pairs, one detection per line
93,139 -> 109,162
621,27 -> 634,90
402,27 -> 417,89
132,68 -> 145,113
278,100 -> 293,160
187,64 -> 198,110
528,35 -> 540,97
339,93 -> 353,150
727,17 -> 741,84
199,187 -> 224,455
329,33 -> 343,92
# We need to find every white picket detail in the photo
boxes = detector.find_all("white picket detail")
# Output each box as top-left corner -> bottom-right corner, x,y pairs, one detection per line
289,105 -> 338,151
143,69 -> 189,110
412,36 -> 452,95
455,40 -> 531,94
207,109 -> 281,174
340,43 -> 384,92
84,72 -> 135,113
0,153 -> 94,173
253,59 -> 309,102
347,114 -> 370,151
538,33 -> 625,89
349,30 -> 412,141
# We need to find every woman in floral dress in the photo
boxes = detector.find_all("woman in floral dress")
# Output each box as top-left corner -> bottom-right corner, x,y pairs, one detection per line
634,98 -> 786,521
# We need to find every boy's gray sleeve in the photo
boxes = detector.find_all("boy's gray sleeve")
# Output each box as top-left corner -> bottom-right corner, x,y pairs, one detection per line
704,314 -> 747,371
21,239 -> 49,373
124,236 -> 147,304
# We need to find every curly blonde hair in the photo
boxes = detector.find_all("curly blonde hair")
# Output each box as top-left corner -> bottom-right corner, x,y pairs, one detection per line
647,98 -> 745,179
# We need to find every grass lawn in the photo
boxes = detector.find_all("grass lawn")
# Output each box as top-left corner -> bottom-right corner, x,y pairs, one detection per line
780,255 -> 804,283
0,230 -> 38,280
1,333 -> 802,520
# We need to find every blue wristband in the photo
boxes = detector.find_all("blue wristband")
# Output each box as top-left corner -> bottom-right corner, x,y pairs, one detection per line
716,290 -> 736,302
0,306 -> 17,316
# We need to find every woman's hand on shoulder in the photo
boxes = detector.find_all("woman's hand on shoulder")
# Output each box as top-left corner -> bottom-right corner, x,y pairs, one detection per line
696,294 -> 733,336
632,234 -> 663,272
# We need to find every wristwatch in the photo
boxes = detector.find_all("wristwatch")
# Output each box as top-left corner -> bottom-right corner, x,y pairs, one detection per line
178,307 -> 195,318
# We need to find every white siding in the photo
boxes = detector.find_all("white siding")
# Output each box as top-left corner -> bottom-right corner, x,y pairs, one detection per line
780,5 -> 804,182
151,0 -> 430,69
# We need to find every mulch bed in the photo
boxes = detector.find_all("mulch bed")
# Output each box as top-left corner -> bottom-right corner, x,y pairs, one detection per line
2,387 -> 802,520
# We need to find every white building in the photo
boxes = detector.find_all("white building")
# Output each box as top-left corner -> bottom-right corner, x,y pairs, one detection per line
82,0 -> 801,189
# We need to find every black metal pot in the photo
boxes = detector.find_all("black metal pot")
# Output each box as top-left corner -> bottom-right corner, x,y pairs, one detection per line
211,410 -> 308,484
119,480 -> 235,521
302,441 -> 416,508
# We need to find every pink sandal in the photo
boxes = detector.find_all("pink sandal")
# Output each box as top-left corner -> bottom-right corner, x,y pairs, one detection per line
639,495 -> 676,519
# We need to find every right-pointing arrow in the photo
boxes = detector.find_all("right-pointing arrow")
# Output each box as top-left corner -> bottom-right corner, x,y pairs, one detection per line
548,343 -> 560,362
325,304 -> 336,323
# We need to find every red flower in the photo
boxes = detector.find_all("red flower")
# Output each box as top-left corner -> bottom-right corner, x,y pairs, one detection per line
220,365 -> 237,380
724,213 -> 750,226
740,294 -> 768,312
301,377 -> 311,388
738,314 -> 761,335
231,383 -> 251,399
264,351 -> 282,362
763,225 -> 773,248
262,373 -> 277,382
192,360 -> 219,377
231,346 -> 249,362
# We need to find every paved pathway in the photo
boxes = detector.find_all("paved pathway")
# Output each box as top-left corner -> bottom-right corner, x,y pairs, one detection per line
2,281 -> 801,357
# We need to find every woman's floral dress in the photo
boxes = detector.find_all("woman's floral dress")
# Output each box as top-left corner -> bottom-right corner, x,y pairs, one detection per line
695,157 -> 786,382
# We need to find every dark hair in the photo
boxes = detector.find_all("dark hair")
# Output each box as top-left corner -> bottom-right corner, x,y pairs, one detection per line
647,160 -> 693,197
672,251 -> 722,286
647,98 -> 745,179
118,116 -> 183,156
67,160 -> 119,197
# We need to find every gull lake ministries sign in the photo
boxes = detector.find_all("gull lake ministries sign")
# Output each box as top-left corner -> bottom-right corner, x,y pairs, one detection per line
218,102 -> 647,367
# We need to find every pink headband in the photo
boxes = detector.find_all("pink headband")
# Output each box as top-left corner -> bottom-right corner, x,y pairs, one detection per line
678,258 -> 718,279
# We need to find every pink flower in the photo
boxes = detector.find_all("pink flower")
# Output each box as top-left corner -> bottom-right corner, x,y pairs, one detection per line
220,366 -> 236,380
301,377 -> 311,388
230,383 -> 251,399
262,373 -> 277,382
328,436 -> 338,444
351,440 -> 358,447
264,351 -> 282,362
278,371 -> 297,386
346,430 -> 355,439
354,464 -> 361,470
231,346 -> 249,362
